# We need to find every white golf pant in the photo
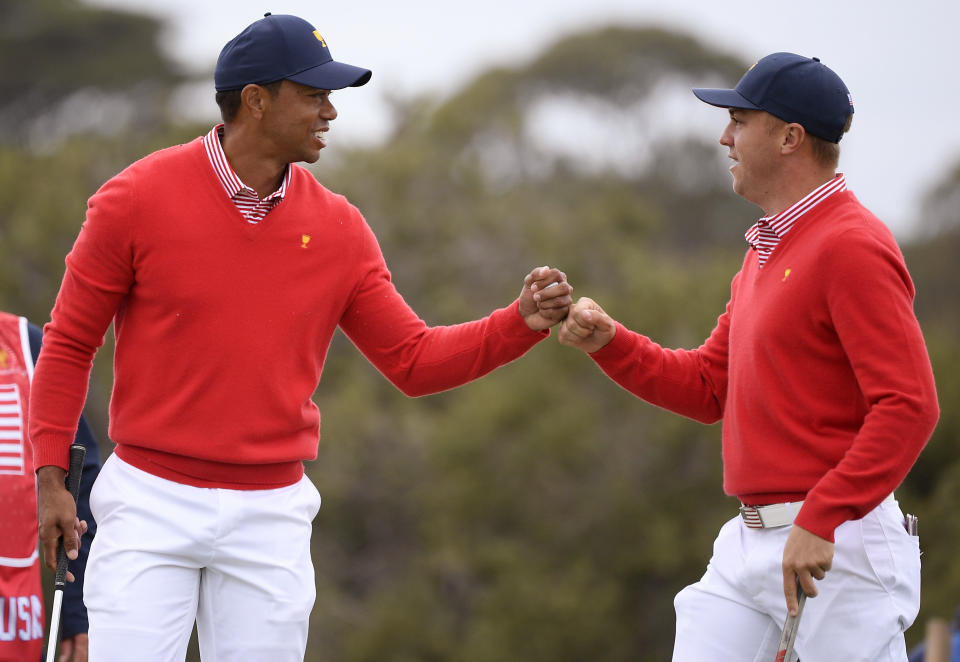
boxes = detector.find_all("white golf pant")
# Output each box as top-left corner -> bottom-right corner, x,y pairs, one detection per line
672,498 -> 920,662
84,454 -> 322,662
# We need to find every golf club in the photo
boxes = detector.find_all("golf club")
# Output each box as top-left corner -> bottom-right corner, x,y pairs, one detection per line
44,443 -> 86,662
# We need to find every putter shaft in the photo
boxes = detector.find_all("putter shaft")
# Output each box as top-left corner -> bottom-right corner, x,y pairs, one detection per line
775,580 -> 806,662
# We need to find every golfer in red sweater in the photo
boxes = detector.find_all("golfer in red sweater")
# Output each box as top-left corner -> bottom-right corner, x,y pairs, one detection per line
29,13 -> 571,662
557,53 -> 939,661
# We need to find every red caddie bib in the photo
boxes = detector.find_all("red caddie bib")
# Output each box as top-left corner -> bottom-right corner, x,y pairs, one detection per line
0,313 -> 44,661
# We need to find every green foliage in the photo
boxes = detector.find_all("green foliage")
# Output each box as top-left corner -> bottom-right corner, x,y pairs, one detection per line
4,5 -> 959,659
1,0 -> 176,89
899,222 -> 960,645
424,26 -> 745,145
300,27 -> 761,660
310,334 -> 729,662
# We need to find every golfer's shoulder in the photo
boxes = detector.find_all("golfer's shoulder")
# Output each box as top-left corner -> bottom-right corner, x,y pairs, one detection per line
107,136 -> 205,185
811,197 -> 910,289
86,138 -> 201,213
808,192 -> 899,258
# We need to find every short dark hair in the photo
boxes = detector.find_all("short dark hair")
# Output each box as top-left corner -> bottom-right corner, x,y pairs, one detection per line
215,80 -> 284,123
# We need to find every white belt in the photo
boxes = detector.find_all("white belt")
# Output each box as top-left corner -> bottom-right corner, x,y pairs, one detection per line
739,493 -> 895,529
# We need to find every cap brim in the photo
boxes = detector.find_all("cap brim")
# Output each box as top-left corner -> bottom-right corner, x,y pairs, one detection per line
288,60 -> 372,90
692,87 -> 760,110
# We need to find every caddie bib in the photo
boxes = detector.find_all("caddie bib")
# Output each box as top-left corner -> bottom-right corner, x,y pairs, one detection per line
0,312 -> 44,660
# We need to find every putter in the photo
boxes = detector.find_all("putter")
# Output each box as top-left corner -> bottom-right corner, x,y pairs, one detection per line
775,578 -> 806,662
45,443 -> 86,662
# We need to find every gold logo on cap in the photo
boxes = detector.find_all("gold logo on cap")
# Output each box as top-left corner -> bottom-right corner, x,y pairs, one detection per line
313,30 -> 327,47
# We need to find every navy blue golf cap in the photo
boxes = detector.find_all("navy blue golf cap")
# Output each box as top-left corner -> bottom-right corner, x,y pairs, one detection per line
693,52 -> 853,143
215,13 -> 371,92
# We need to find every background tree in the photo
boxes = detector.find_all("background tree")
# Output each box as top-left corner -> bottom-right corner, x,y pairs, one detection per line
0,0 -> 183,148
899,169 -> 960,638
0,0 -> 195,435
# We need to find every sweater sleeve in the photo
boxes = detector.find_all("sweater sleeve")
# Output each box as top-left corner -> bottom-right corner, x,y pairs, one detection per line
795,228 -> 939,539
30,173 -> 135,471
587,289 -> 733,425
337,217 -> 548,397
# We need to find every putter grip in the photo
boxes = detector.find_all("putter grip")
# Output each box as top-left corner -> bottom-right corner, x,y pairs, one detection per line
53,444 -> 87,589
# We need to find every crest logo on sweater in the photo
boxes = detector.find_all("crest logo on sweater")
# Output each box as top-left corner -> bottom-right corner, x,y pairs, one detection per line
782,268 -> 792,282
0,349 -> 7,370
300,234 -> 311,249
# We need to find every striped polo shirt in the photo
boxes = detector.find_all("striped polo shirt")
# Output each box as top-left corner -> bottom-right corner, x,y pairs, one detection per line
202,124 -> 291,224
745,174 -> 847,267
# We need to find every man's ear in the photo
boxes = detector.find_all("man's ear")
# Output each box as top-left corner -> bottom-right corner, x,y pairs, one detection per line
781,123 -> 806,155
240,84 -> 269,120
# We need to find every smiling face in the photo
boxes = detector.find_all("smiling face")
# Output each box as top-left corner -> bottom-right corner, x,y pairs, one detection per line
719,108 -> 786,207
259,80 -> 338,165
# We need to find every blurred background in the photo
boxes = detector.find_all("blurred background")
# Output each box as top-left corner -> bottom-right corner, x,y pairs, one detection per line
3,1 -> 958,659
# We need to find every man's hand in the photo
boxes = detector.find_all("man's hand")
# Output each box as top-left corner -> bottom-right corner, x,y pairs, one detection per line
558,297 -> 617,353
59,633 -> 89,662
782,524 -> 834,615
37,465 -> 86,581
519,266 -> 573,331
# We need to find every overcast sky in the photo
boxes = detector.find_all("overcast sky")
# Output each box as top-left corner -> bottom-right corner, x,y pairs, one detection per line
88,0 -> 960,238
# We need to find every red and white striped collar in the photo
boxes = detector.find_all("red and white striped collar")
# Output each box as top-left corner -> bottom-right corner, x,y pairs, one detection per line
201,124 -> 291,202
747,174 -> 847,243
744,174 -> 847,267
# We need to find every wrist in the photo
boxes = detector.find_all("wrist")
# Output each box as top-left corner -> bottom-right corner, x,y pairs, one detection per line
37,465 -> 67,489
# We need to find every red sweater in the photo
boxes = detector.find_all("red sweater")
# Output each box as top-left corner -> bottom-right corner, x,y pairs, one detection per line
590,191 -> 939,540
29,138 -> 547,488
